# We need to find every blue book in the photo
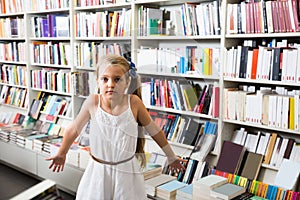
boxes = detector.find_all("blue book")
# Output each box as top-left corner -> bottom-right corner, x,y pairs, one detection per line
176,183 -> 193,199
157,180 -> 186,194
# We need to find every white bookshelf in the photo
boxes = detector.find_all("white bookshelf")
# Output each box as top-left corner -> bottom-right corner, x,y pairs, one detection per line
0,0 -> 300,193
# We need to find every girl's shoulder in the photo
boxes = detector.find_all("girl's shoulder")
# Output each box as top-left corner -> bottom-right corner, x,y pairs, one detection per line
84,94 -> 99,108
130,94 -> 143,105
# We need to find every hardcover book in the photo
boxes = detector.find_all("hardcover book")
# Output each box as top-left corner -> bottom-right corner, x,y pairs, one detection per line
216,140 -> 246,174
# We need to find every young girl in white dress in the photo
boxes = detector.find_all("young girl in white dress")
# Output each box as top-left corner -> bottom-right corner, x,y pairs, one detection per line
46,54 -> 184,199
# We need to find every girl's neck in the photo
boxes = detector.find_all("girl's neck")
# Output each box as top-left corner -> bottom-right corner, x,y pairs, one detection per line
100,94 -> 128,115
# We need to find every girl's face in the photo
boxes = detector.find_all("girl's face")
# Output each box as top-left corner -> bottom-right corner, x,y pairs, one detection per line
98,65 -> 129,98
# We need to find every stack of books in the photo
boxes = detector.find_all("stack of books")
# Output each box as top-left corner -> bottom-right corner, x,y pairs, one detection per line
145,174 -> 176,197
156,180 -> 187,200
143,163 -> 163,180
193,174 -> 228,200
210,183 -> 246,200
176,184 -> 193,200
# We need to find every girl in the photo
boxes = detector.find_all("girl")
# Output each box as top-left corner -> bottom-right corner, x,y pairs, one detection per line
46,54 -> 184,199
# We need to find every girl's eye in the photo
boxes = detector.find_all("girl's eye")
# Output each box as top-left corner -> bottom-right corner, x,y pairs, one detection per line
114,77 -> 121,82
100,77 -> 108,82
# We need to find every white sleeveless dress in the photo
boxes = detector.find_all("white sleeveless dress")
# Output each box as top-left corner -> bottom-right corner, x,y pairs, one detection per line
76,95 -> 147,200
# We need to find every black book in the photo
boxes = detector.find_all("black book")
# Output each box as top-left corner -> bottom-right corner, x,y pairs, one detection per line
271,47 -> 281,81
201,84 -> 213,115
239,46 -> 249,78
181,118 -> 201,146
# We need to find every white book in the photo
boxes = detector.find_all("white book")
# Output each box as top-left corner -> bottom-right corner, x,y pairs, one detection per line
235,46 -> 242,78
296,48 -> 300,83
274,159 -> 300,190
256,46 -> 265,80
286,49 -> 298,82
281,49 -> 289,82
246,50 -> 253,79
275,95 -> 283,128
281,96 -> 289,129
269,137 -> 281,166
275,138 -> 289,167
231,128 -> 245,145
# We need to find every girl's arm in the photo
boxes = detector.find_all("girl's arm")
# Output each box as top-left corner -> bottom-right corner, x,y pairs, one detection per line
46,95 -> 94,172
133,95 -> 185,171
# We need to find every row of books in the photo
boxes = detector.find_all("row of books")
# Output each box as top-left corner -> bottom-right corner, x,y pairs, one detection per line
0,85 -> 27,108
31,68 -> 72,93
137,47 -> 220,76
138,1 -> 220,37
227,0 -> 299,34
30,41 -> 71,66
75,0 -> 130,7
72,71 -> 97,97
0,41 -> 25,62
1,64 -> 27,86
27,0 -> 69,11
231,128 -> 300,168
0,17 -> 25,38
0,112 -> 25,126
149,110 -> 218,146
143,79 -> 219,117
224,40 -> 300,82
74,42 -> 130,68
224,85 -> 300,131
31,14 -> 70,38
29,92 -> 72,121
74,9 -> 132,38
210,161 -> 300,200
0,0 -> 24,14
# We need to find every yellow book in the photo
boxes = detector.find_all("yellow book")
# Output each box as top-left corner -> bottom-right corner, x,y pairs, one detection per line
289,97 -> 295,130
202,48 -> 211,75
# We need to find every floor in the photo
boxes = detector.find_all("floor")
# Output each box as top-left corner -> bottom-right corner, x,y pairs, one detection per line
0,162 -> 75,200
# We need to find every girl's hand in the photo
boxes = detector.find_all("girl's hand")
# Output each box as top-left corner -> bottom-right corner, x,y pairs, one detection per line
168,156 -> 186,174
45,154 -> 66,173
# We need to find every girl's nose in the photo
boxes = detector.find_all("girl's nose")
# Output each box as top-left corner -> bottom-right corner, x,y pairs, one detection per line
107,78 -> 115,87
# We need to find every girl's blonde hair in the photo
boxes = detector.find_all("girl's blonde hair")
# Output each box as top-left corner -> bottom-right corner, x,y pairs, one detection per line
96,54 -> 146,167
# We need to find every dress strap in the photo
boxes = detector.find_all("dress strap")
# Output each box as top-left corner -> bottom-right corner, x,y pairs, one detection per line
89,152 -> 134,165
128,94 -> 131,109
98,94 -> 101,108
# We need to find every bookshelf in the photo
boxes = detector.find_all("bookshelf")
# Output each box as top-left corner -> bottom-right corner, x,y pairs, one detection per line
0,0 -> 300,194
222,0 -> 300,188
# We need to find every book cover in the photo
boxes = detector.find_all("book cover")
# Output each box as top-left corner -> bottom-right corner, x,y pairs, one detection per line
216,140 -> 246,174
239,151 -> 263,180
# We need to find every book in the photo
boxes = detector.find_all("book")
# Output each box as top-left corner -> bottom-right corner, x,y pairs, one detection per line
216,140 -> 246,174
145,174 -> 176,197
239,151 -> 263,180
193,174 -> 227,200
143,163 -> 162,180
28,99 -> 43,120
274,158 -> 300,190
210,183 -> 246,200
176,184 -> 193,200
156,180 -> 187,200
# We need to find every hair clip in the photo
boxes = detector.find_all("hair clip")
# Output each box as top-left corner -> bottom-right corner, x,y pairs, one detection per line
128,58 -> 138,79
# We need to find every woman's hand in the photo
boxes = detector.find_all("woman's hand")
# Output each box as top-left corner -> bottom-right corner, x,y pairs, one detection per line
45,154 -> 66,173
168,156 -> 187,174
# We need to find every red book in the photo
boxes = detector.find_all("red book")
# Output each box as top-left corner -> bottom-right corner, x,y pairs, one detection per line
212,85 -> 220,118
271,1 -> 279,33
251,48 -> 259,79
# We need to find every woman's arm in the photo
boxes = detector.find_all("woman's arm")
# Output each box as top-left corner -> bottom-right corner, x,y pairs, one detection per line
46,95 -> 94,172
133,95 -> 185,171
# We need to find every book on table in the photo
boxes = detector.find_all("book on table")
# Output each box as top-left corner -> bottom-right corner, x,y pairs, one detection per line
210,183 -> 246,200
